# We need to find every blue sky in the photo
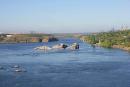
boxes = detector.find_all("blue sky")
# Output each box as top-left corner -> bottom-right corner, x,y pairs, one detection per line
0,0 -> 130,33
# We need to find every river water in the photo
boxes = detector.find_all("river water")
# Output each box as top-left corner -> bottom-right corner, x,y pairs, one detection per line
0,38 -> 130,87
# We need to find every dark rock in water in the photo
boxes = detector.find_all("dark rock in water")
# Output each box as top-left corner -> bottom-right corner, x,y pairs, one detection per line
63,44 -> 68,49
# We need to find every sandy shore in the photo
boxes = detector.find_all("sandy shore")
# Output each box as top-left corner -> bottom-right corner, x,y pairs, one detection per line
112,45 -> 130,52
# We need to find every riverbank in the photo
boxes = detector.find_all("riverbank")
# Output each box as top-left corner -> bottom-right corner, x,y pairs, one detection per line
92,44 -> 130,52
112,45 -> 130,52
0,34 -> 58,43
80,29 -> 130,52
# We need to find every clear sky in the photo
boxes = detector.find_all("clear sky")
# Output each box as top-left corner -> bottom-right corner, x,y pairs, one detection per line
0,0 -> 130,33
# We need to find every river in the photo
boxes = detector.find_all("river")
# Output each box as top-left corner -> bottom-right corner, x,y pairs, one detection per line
0,38 -> 130,87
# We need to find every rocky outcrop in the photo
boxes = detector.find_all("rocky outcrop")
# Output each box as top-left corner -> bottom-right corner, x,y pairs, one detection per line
0,34 -> 58,43
34,43 -> 79,51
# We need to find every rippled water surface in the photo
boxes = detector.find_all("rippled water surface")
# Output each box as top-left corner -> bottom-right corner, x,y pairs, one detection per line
0,38 -> 130,87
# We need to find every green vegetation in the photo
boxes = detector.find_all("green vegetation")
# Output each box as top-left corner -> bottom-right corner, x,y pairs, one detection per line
82,29 -> 130,48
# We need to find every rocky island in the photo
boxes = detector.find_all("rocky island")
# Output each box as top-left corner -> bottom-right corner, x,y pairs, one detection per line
0,33 -> 58,43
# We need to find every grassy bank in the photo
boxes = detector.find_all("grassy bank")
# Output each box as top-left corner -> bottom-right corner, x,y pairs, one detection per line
81,29 -> 130,51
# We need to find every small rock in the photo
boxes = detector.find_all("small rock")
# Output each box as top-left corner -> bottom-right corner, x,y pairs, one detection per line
13,65 -> 20,68
14,69 -> 27,72
15,69 -> 22,72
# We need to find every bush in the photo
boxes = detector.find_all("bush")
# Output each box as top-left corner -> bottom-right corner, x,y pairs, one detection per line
124,42 -> 130,47
100,40 -> 113,48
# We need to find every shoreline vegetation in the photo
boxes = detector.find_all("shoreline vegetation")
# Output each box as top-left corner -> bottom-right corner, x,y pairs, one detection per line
0,34 -> 58,43
1,29 -> 130,52
80,29 -> 130,52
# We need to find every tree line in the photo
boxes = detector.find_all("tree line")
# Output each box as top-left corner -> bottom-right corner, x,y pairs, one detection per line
82,29 -> 130,48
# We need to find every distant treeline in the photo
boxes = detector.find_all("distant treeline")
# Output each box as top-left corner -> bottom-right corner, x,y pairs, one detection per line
81,29 -> 130,48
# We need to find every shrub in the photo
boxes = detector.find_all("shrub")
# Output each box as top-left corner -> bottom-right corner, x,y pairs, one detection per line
100,40 -> 113,48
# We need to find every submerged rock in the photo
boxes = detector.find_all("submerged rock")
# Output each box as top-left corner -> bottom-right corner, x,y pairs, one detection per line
14,69 -> 27,72
14,69 -> 22,72
13,65 -> 20,68
0,66 -> 4,69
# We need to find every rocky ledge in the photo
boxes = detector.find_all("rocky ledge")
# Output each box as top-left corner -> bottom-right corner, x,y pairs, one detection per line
0,34 -> 58,43
112,45 -> 130,52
